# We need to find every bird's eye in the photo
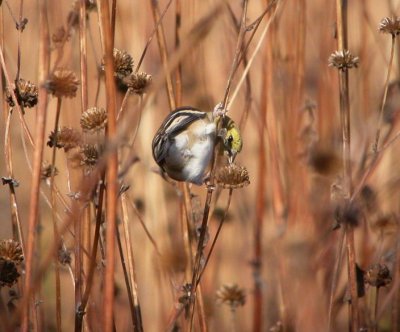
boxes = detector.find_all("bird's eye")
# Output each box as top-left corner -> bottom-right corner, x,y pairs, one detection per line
228,135 -> 233,143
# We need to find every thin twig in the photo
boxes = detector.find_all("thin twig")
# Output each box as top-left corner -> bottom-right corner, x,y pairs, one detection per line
21,0 -> 49,330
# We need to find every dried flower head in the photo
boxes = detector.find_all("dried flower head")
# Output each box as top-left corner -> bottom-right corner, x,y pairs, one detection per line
6,78 -> 38,108
365,263 -> 392,288
47,127 -> 82,151
80,107 -> 107,132
216,284 -> 246,310
45,68 -> 79,98
216,164 -> 250,189
58,246 -> 72,265
79,144 -> 100,167
41,164 -> 59,180
379,17 -> 400,36
328,50 -> 359,71
68,0 -> 97,27
110,48 -> 134,78
0,239 -> 24,288
0,240 -> 23,264
124,72 -> 152,95
52,26 -> 71,47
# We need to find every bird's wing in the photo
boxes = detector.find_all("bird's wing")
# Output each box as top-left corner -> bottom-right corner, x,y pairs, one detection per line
152,107 -> 207,164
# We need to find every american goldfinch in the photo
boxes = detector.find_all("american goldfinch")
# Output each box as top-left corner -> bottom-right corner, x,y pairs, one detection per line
152,106 -> 242,185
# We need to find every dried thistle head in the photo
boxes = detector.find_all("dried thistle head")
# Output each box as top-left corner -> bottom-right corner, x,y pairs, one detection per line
328,50 -> 359,71
108,48 -> 134,78
0,239 -> 24,288
80,107 -> 108,132
0,240 -> 23,264
58,246 -> 72,265
79,144 -> 100,167
124,72 -> 152,95
365,263 -> 392,288
45,68 -> 79,98
379,17 -> 400,36
6,78 -> 38,108
216,284 -> 246,310
68,0 -> 97,27
41,164 -> 59,180
52,26 -> 71,47
47,127 -> 82,151
216,164 -> 250,189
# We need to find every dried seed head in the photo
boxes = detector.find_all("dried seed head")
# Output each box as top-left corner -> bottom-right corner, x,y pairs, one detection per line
365,263 -> 392,288
124,72 -> 152,95
110,48 -> 134,78
0,239 -> 23,287
45,68 -> 79,98
379,17 -> 400,36
47,127 -> 82,151
328,50 -> 359,71
80,107 -> 108,132
52,26 -> 71,47
0,240 -> 23,264
216,284 -> 246,310
58,246 -> 72,265
6,78 -> 38,108
216,164 -> 250,189
68,0 -> 97,27
79,144 -> 100,167
41,164 -> 59,180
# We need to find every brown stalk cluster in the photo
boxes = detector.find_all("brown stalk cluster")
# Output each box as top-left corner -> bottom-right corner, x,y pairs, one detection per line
0,239 -> 24,288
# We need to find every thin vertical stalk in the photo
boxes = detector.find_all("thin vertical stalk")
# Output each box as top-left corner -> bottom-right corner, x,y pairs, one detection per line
372,287 -> 380,332
99,1 -> 118,331
121,194 -> 144,332
21,0 -> 49,330
50,97 -> 63,332
335,1 -> 359,330
149,0 -> 176,110
373,35 -> 395,152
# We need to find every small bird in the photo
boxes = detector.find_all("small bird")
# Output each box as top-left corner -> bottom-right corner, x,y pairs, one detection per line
152,106 -> 242,185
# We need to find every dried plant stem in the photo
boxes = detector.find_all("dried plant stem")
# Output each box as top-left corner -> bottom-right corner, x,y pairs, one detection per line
197,189 -> 233,285
372,287 -> 380,332
76,180 -> 105,331
335,1 -> 359,331
50,97 -> 63,332
328,229 -> 345,331
149,0 -> 176,110
99,0 -> 118,330
21,0 -> 49,330
121,194 -> 144,331
136,0 -> 174,72
373,35 -> 395,152
4,109 -> 25,252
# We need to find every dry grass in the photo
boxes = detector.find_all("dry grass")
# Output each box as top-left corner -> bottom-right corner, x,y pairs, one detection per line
1,0 -> 400,331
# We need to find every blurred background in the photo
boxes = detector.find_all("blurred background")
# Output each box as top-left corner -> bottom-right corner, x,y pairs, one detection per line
0,0 -> 400,331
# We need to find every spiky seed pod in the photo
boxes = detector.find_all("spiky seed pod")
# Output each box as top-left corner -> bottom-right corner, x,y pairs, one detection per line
216,284 -> 246,310
0,240 -> 23,264
6,78 -> 38,108
80,144 -> 100,167
45,68 -> 79,98
80,107 -> 108,132
328,50 -> 359,71
58,246 -> 72,265
52,26 -> 71,47
365,263 -> 392,288
68,0 -> 97,27
0,239 -> 24,288
41,164 -> 59,180
47,127 -> 82,151
379,17 -> 400,36
110,48 -> 134,78
124,72 -> 152,95
216,164 -> 250,189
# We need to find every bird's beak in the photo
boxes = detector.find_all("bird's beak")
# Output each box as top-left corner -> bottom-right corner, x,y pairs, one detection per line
228,151 -> 237,164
